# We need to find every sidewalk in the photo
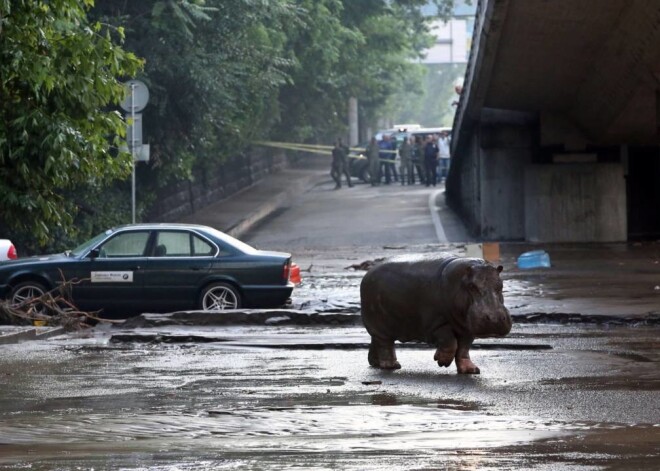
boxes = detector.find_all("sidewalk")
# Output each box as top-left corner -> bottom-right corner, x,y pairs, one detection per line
179,160 -> 328,239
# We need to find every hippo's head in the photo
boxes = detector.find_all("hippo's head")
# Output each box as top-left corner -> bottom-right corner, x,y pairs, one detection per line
462,263 -> 512,337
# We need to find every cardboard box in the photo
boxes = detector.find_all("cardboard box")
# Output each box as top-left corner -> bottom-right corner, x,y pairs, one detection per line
482,242 -> 500,262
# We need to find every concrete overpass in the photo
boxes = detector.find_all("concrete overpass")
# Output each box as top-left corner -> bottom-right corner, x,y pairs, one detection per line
448,0 -> 660,242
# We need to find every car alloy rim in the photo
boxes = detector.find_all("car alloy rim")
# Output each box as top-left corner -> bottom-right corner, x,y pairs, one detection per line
12,285 -> 46,312
204,286 -> 238,310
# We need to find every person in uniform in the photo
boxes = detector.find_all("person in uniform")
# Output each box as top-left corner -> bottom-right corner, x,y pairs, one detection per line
366,136 -> 380,186
398,136 -> 412,185
411,135 -> 425,185
423,134 -> 439,187
378,135 -> 394,184
331,138 -> 353,189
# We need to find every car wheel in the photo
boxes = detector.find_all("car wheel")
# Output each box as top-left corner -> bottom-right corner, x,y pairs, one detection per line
360,167 -> 370,183
10,281 -> 48,314
200,282 -> 241,311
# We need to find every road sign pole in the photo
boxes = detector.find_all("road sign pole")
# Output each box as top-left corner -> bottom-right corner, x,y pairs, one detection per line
120,79 -> 149,225
131,83 -> 136,224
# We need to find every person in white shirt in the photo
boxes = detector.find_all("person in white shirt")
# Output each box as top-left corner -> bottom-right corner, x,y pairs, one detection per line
437,131 -> 451,183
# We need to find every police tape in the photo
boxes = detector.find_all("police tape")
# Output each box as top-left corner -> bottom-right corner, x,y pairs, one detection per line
255,140 -> 398,161
255,141 -> 333,155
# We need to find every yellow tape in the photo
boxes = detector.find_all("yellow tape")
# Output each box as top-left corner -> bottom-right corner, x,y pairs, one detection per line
255,140 -> 398,162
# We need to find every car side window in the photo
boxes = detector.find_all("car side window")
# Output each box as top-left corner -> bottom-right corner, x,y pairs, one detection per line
156,231 -> 191,257
153,231 -> 216,257
192,234 -> 215,256
99,232 -> 150,258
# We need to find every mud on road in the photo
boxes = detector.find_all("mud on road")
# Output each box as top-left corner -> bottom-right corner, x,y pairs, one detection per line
0,324 -> 658,469
0,244 -> 659,470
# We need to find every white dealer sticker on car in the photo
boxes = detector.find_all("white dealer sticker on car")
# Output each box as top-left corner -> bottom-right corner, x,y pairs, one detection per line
91,271 -> 134,283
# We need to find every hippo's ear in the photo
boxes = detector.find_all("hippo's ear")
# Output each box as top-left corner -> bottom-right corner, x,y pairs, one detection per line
496,265 -> 503,274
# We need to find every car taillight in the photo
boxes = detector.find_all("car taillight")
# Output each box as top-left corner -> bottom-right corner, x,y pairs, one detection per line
283,261 -> 291,281
7,244 -> 17,260
289,263 -> 301,285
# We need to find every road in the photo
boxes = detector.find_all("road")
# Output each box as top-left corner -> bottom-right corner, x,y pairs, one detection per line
245,177 -> 471,251
0,177 -> 658,470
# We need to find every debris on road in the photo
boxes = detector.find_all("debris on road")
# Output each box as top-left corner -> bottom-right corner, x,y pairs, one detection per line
346,258 -> 385,271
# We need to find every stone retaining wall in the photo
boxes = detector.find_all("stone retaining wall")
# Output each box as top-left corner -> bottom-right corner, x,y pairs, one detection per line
146,148 -> 287,222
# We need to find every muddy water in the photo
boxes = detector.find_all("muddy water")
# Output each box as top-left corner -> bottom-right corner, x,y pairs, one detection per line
0,323 -> 658,470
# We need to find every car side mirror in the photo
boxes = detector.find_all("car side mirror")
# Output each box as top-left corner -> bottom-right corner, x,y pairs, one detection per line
89,248 -> 101,259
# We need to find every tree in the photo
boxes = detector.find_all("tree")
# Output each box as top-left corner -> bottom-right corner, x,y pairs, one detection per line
0,0 -> 142,248
275,0 -> 458,143
1,0 -> 465,252
92,0 -> 296,185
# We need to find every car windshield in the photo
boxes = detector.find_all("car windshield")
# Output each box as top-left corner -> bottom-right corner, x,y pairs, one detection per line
70,229 -> 115,257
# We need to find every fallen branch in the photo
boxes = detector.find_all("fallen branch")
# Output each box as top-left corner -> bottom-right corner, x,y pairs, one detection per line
0,274 -> 121,330
345,258 -> 385,271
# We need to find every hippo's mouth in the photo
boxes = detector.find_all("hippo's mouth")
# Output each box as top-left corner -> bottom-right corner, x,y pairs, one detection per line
468,309 -> 513,337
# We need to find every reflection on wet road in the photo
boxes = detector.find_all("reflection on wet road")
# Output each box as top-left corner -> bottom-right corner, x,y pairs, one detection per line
0,323 -> 658,470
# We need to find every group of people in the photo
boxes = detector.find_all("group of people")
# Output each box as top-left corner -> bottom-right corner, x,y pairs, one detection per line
330,132 -> 451,189
365,131 -> 451,187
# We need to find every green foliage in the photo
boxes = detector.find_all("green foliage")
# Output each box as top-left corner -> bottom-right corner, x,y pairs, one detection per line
390,63 -> 466,127
92,0 -> 296,185
0,0 -> 142,249
276,0 -> 454,142
0,0 -> 464,253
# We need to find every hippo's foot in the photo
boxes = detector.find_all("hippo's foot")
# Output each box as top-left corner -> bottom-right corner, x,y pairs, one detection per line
368,342 -> 401,369
456,358 -> 480,374
433,347 -> 455,368
376,359 -> 402,370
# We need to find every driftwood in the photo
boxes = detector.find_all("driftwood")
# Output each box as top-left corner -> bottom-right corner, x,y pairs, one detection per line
0,271 -> 119,330
345,258 -> 385,271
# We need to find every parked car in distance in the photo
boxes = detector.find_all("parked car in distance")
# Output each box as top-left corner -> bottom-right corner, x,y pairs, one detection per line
348,146 -> 371,183
0,224 -> 296,317
0,240 -> 17,261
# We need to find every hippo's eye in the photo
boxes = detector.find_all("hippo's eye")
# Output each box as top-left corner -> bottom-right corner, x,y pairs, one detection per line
467,282 -> 482,295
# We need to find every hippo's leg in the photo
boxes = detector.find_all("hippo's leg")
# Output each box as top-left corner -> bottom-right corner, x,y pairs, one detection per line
368,337 -> 401,369
455,336 -> 480,374
432,328 -> 458,368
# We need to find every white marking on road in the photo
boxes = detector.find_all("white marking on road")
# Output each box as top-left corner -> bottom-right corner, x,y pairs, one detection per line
429,189 -> 447,243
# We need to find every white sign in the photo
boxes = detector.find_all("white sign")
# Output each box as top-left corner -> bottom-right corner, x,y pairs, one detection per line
91,271 -> 134,283
120,80 -> 149,113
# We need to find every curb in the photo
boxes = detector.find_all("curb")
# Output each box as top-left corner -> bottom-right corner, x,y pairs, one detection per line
117,310 -> 660,329
226,172 -> 325,239
0,326 -> 66,345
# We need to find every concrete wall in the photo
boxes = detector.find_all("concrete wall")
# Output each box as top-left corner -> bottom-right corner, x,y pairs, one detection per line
479,124 -> 532,240
524,163 -> 627,242
447,122 -> 533,240
447,127 -> 481,235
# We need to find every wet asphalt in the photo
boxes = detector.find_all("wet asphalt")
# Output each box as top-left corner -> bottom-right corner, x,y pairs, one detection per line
0,177 -> 658,470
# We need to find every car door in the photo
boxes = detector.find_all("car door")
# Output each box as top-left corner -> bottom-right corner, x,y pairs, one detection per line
73,230 -> 151,313
140,229 -> 214,310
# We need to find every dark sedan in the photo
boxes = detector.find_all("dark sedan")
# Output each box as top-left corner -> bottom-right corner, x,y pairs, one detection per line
0,224 -> 295,316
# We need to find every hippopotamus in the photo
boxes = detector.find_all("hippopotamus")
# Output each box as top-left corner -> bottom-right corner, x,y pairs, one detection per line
360,254 -> 512,374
